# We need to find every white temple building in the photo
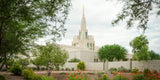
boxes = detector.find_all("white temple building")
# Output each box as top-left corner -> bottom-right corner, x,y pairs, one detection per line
60,7 -> 99,62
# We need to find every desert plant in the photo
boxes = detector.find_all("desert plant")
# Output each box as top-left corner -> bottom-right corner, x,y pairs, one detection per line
22,69 -> 34,79
113,75 -> 129,80
28,74 -> 42,80
98,74 -> 110,80
132,74 -> 147,80
68,58 -> 80,62
117,66 -> 128,72
0,75 -> 6,80
131,68 -> 139,73
77,62 -> 85,70
41,75 -> 56,80
10,63 -> 23,75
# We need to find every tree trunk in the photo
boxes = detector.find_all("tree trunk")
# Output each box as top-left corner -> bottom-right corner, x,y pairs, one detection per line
0,62 -> 5,71
103,60 -> 105,71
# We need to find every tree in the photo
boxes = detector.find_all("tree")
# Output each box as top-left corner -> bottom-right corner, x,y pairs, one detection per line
111,0 -> 160,32
68,58 -> 80,62
130,35 -> 150,71
130,35 -> 150,61
17,58 -> 29,68
0,0 -> 71,70
33,42 -> 68,73
98,44 -> 127,70
31,57 -> 43,71
148,50 -> 160,60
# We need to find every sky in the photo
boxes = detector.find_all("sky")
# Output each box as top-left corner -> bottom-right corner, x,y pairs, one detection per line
38,0 -> 160,54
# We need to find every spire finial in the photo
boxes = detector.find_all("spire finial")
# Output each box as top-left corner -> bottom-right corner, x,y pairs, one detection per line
83,5 -> 84,17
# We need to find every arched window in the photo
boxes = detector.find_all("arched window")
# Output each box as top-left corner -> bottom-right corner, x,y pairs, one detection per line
85,32 -> 87,39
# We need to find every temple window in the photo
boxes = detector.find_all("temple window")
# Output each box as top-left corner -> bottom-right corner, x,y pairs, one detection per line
87,43 -> 89,48
79,32 -> 81,39
90,43 -> 92,50
85,32 -> 87,39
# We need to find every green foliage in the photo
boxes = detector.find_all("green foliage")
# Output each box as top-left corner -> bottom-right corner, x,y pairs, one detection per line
68,58 -> 80,62
28,74 -> 42,80
109,68 -> 117,74
41,76 -> 56,80
22,69 -> 34,79
31,57 -> 42,70
143,68 -> 151,74
10,63 -> 23,75
132,74 -> 147,80
117,66 -> 128,72
33,43 -> 68,71
66,68 -> 70,71
0,75 -> 6,80
77,62 -> 85,70
131,68 -> 139,73
112,0 -> 160,32
72,68 -> 75,71
67,74 -> 88,80
98,44 -> 127,61
130,35 -> 150,61
98,74 -> 110,80
148,50 -> 160,60
113,75 -> 129,80
0,0 -> 71,70
6,59 -> 14,66
17,58 -> 29,67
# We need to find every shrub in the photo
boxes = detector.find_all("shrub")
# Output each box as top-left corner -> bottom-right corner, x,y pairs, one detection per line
109,68 -> 117,72
97,72 -> 104,77
66,67 -> 70,71
68,58 -> 80,62
10,63 -> 23,75
113,75 -> 129,80
28,74 -> 42,80
68,74 -> 88,80
132,74 -> 147,80
71,68 -> 74,71
131,68 -> 139,73
98,74 -> 110,80
0,75 -> 6,80
77,62 -> 85,70
17,58 -> 29,68
22,69 -> 34,79
41,76 -> 56,80
117,66 -> 128,72
143,68 -> 151,74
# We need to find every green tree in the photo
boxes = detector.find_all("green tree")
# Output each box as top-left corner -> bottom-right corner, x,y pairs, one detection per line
148,50 -> 160,60
130,35 -> 150,61
98,44 -> 127,70
0,0 -> 71,70
31,57 -> 43,71
17,58 -> 29,68
33,42 -> 68,73
68,58 -> 80,62
111,0 -> 160,32
130,35 -> 150,70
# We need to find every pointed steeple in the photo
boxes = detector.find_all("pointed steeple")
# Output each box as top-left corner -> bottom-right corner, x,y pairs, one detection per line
81,5 -> 86,30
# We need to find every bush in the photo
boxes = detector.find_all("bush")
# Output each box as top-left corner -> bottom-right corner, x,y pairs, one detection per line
109,68 -> 117,72
28,74 -> 42,80
68,58 -> 80,62
22,69 -> 34,79
143,68 -> 151,74
17,58 -> 29,68
77,62 -> 85,70
113,75 -> 129,80
71,68 -> 74,71
117,66 -> 128,72
0,75 -> 6,80
68,74 -> 88,80
10,63 -> 23,75
65,68 -> 70,71
41,76 -> 56,80
98,74 -> 110,80
132,74 -> 147,80
131,68 -> 139,73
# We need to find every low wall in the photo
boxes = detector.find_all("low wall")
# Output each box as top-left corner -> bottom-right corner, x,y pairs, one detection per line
63,60 -> 160,72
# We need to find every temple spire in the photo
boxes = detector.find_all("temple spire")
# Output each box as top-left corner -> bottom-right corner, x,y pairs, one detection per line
83,5 -> 85,17
81,5 -> 86,30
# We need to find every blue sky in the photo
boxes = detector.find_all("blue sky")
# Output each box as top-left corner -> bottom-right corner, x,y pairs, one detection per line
38,0 -> 160,54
